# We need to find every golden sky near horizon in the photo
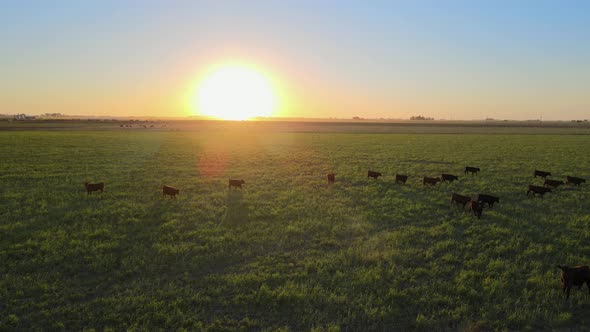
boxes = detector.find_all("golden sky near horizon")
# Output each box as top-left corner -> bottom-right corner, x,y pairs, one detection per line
1,2 -> 589,120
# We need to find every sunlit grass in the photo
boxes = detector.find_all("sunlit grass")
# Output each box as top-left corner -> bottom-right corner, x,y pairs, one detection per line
0,129 -> 589,330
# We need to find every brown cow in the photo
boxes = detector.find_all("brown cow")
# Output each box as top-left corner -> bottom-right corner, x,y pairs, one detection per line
477,194 -> 499,208
84,182 -> 104,195
450,193 -> 471,208
534,170 -> 551,178
464,166 -> 480,175
441,173 -> 459,182
544,179 -> 564,188
327,173 -> 335,183
229,179 -> 245,189
469,201 -> 483,219
557,265 -> 590,299
566,176 -> 586,185
368,171 -> 382,179
423,177 -> 441,185
527,185 -> 551,197
162,185 -> 179,198
395,174 -> 408,184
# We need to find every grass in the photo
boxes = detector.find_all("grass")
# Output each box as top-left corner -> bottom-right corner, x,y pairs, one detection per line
1,126 -> 590,331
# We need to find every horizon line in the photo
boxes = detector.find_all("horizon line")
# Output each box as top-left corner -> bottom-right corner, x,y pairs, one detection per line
2,113 -> 589,123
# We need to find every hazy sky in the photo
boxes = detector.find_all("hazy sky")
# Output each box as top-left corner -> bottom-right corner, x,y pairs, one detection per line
1,1 -> 589,120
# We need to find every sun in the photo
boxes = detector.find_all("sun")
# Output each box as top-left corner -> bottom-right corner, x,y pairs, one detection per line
194,65 -> 276,120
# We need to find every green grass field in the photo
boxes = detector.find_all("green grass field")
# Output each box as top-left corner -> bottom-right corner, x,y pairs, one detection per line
1,124 -> 590,331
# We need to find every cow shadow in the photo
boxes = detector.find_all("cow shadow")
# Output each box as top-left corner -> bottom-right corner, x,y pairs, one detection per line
83,191 -> 106,205
223,190 -> 249,225
559,185 -> 581,192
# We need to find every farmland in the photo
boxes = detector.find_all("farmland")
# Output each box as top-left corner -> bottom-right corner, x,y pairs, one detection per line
1,121 -> 590,330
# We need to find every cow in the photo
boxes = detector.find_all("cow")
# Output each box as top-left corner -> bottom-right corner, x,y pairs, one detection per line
477,194 -> 500,208
368,171 -> 382,179
469,200 -> 483,219
423,177 -> 441,185
527,185 -> 551,197
229,179 -> 245,189
544,179 -> 564,188
450,193 -> 471,208
162,185 -> 179,198
534,170 -> 551,178
557,265 -> 590,299
566,176 -> 586,186
441,173 -> 459,182
84,182 -> 104,195
395,174 -> 408,184
327,173 -> 335,183
464,166 -> 480,175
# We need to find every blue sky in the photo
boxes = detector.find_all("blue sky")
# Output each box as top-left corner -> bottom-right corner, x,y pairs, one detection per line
1,0 -> 589,119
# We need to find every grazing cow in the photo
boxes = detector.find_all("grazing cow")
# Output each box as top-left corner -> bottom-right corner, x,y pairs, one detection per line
441,173 -> 459,182
477,194 -> 500,208
557,265 -> 590,299
327,173 -> 335,183
368,171 -> 382,179
229,179 -> 245,189
566,176 -> 586,186
162,185 -> 179,198
464,166 -> 480,175
395,174 -> 408,184
423,177 -> 441,185
544,179 -> 564,188
469,201 -> 483,219
527,185 -> 551,197
84,182 -> 104,195
450,193 -> 471,208
534,170 -> 551,178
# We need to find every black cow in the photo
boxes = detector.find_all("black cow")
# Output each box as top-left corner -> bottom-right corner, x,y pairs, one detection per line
477,194 -> 499,208
464,166 -> 480,175
566,176 -> 586,186
544,179 -> 564,188
527,185 -> 551,197
450,193 -> 471,208
368,171 -> 382,179
534,170 -> 551,178
229,179 -> 245,189
469,201 -> 483,219
327,173 -> 335,183
557,265 -> 590,299
423,177 -> 441,185
84,182 -> 104,195
162,185 -> 179,198
441,173 -> 459,182
395,174 -> 408,184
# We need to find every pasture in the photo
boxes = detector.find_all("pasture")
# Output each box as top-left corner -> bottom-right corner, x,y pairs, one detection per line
1,123 -> 590,330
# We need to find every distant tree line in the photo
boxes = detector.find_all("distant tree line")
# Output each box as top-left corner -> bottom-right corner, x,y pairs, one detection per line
410,115 -> 434,120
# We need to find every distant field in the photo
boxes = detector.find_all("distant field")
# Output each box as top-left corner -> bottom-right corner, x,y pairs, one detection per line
1,124 -> 590,330
2,118 -> 590,134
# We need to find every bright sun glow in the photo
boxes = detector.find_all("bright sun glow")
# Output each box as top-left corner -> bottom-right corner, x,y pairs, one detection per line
195,65 -> 276,120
